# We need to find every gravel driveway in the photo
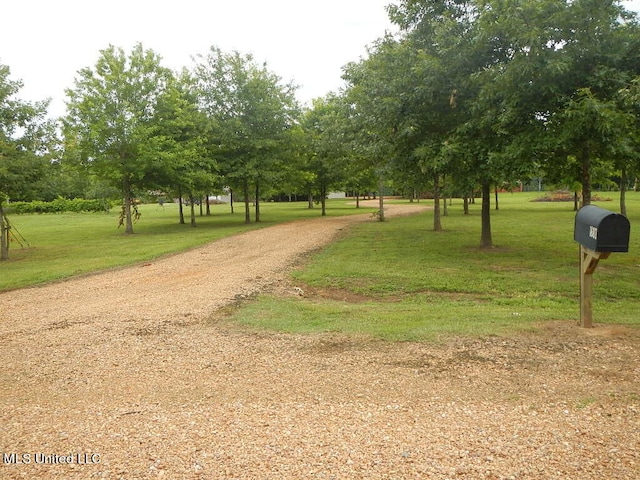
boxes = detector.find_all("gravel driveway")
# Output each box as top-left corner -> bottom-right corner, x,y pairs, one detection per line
1,203 -> 638,479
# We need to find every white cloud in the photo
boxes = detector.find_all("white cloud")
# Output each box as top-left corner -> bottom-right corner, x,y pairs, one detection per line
1,0 -> 396,118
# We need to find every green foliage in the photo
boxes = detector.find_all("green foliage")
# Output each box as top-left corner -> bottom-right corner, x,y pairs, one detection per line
0,64 -> 52,203
301,95 -> 354,215
64,43 -> 172,233
6,2 -> 640,256
193,47 -> 300,222
341,0 -> 640,246
7,198 -> 112,214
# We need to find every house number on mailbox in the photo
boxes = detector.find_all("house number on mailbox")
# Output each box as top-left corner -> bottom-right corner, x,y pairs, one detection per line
589,226 -> 598,240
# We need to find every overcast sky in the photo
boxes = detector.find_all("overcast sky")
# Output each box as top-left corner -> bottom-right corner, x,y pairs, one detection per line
1,0 -> 397,118
3,0 -> 640,120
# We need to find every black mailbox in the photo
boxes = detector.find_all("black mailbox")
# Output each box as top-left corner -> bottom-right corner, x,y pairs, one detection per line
574,205 -> 630,253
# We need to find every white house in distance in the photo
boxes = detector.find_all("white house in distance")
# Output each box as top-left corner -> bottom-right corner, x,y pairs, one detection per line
207,190 -> 346,204
327,192 -> 346,199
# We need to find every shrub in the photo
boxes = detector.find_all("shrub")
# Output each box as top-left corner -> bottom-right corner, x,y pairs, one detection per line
7,198 -> 113,214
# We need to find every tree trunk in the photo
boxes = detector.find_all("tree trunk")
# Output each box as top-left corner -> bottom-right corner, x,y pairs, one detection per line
581,143 -> 592,206
0,203 -> 9,261
178,188 -> 185,224
377,176 -> 385,222
230,188 -> 234,214
463,195 -> 469,215
480,180 -> 493,248
494,185 -> 499,210
308,187 -> 314,209
243,180 -> 251,224
255,182 -> 261,223
123,177 -> 134,234
433,173 -> 442,232
620,166 -> 628,216
574,191 -> 579,211
356,192 -> 360,208
199,196 -> 204,216
206,194 -> 211,216
320,185 -> 327,216
189,194 -> 197,227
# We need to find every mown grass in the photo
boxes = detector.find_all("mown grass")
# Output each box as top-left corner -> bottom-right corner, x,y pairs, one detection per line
0,199 -> 375,291
227,191 -> 640,340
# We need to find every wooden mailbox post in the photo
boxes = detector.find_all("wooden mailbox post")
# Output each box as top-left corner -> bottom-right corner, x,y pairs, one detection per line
574,205 -> 630,328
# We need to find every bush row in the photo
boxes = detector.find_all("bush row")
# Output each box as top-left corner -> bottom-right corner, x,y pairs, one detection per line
7,198 -> 113,214
531,192 -> 613,203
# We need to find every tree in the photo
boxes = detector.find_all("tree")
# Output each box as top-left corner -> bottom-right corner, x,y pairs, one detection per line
302,95 -> 352,216
64,43 -> 172,234
147,70 -> 214,227
193,47 -> 299,223
383,0 -> 640,246
618,76 -> 640,214
542,0 -> 640,207
343,37 -> 411,222
0,62 -> 53,260
347,3 -> 479,230
547,88 -> 633,206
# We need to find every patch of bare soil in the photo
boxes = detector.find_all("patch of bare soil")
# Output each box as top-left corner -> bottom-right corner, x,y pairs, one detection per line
1,202 -> 639,479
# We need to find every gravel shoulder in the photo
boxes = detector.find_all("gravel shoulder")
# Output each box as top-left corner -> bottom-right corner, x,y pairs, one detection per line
1,202 -> 638,479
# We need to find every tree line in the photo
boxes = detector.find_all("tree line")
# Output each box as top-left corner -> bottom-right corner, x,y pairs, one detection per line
2,0 -> 640,260
342,0 -> 640,247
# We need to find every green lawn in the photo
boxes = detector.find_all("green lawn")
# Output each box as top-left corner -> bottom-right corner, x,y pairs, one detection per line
5,192 -> 639,341
0,199 -> 375,291
226,191 -> 640,340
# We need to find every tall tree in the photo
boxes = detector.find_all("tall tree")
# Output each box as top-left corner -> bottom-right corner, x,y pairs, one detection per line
548,88 -> 633,206
343,37 -> 412,222
0,63 -> 53,260
618,76 -> 640,214
193,47 -> 299,223
389,0 -> 640,244
348,3 -> 478,230
147,70 -> 215,227
64,43 -> 171,234
302,95 -> 351,216
544,0 -> 640,206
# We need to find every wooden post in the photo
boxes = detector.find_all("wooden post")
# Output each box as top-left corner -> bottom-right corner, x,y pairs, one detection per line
579,245 -> 610,328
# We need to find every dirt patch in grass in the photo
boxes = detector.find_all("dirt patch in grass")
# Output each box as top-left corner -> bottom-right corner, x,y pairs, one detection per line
282,280 -> 490,305
297,284 -> 396,303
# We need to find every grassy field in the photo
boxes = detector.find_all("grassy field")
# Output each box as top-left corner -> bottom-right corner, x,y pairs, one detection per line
0,199 -> 375,291
4,192 -> 639,340
227,191 -> 640,340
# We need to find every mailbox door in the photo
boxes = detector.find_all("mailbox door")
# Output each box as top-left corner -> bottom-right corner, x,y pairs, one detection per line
598,215 -> 630,252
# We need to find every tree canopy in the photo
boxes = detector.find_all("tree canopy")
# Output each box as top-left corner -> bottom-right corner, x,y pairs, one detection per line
342,0 -> 640,246
193,47 -> 300,223
64,43 -> 172,233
